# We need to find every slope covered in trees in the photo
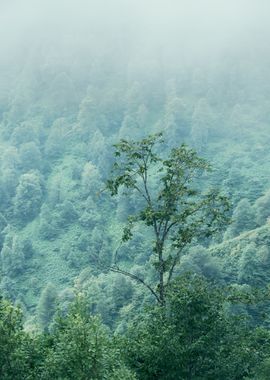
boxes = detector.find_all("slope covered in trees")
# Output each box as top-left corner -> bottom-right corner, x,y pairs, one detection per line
0,46 -> 270,328
1,1 -> 270,377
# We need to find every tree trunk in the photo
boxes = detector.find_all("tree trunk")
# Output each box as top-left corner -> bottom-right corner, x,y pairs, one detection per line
157,240 -> 165,305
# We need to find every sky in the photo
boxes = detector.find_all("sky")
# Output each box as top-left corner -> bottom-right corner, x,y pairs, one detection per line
0,1 -> 269,68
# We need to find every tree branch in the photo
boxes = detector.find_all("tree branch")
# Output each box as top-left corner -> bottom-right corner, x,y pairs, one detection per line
166,243 -> 188,286
110,265 -> 161,304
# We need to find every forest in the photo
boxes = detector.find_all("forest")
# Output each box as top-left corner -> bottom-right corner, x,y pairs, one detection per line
1,0 -> 270,379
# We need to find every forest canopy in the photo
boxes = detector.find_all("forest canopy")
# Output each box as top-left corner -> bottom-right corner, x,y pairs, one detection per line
0,0 -> 270,378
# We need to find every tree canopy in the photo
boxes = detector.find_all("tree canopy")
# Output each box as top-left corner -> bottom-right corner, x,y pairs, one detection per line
106,133 -> 230,304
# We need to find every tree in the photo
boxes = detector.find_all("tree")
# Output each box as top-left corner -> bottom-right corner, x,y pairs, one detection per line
37,283 -> 58,331
39,205 -> 60,240
45,72 -> 78,119
81,162 -> 102,197
1,169 -> 18,198
14,171 -> 43,222
164,96 -> 189,143
237,244 -> 270,326
87,129 -> 111,175
78,196 -> 101,228
1,146 -> 20,170
78,272 -> 134,328
254,358 -> 270,380
106,133 -> 230,304
179,245 -> 223,282
119,114 -> 140,140
77,94 -> 108,138
124,274 -> 269,380
44,118 -> 67,159
57,199 -> 78,227
19,142 -> 41,171
10,120 -> 39,147
0,212 -> 7,250
238,243 -> 262,287
224,198 -> 256,239
0,233 -> 30,278
0,298 -> 33,380
42,297 -> 136,380
191,98 -> 214,150
125,82 -> 143,114
254,189 -> 270,226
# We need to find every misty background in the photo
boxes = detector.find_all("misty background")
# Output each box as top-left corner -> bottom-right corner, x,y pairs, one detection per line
1,1 -> 270,65
0,0 -> 270,338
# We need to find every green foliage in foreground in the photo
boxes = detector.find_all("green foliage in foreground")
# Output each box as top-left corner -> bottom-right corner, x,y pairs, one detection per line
40,298 -> 136,380
0,296 -> 135,380
0,298 -> 27,380
1,276 -> 270,379
124,274 -> 270,380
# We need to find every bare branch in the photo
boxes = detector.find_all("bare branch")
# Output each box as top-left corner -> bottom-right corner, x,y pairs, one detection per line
110,265 -> 161,304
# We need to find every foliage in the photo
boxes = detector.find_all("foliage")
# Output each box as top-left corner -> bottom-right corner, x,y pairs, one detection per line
14,171 -> 43,222
224,198 -> 256,239
124,274 -> 270,380
0,233 -> 28,277
0,295 -> 136,379
37,283 -> 58,331
0,298 -> 33,380
254,190 -> 270,226
0,26 -> 270,376
107,133 -> 230,303
40,297 -> 136,380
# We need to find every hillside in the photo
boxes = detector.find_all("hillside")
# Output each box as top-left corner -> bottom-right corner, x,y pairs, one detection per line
0,0 -> 269,333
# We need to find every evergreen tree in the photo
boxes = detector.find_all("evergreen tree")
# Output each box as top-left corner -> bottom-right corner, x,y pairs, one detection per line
238,243 -> 265,287
37,283 -> 58,331
225,198 -> 256,239
0,234 -> 25,277
45,118 -> 68,159
254,190 -> 270,226
19,141 -> 41,171
81,162 -> 102,197
14,171 -> 43,222
191,98 -> 214,150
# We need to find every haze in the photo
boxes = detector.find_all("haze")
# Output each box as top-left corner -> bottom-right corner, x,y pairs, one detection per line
0,0 -> 269,68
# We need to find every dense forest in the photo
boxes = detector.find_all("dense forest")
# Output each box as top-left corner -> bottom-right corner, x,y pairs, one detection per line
1,1 -> 270,378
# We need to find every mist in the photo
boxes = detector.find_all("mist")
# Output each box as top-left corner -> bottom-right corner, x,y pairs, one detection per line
1,0 -> 269,69
1,2 -> 270,377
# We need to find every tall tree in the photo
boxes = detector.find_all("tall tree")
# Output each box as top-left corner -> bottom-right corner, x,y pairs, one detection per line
106,133 -> 230,304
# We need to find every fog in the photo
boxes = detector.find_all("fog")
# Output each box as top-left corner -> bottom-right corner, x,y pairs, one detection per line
1,4 -> 270,365
0,0 -> 269,68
